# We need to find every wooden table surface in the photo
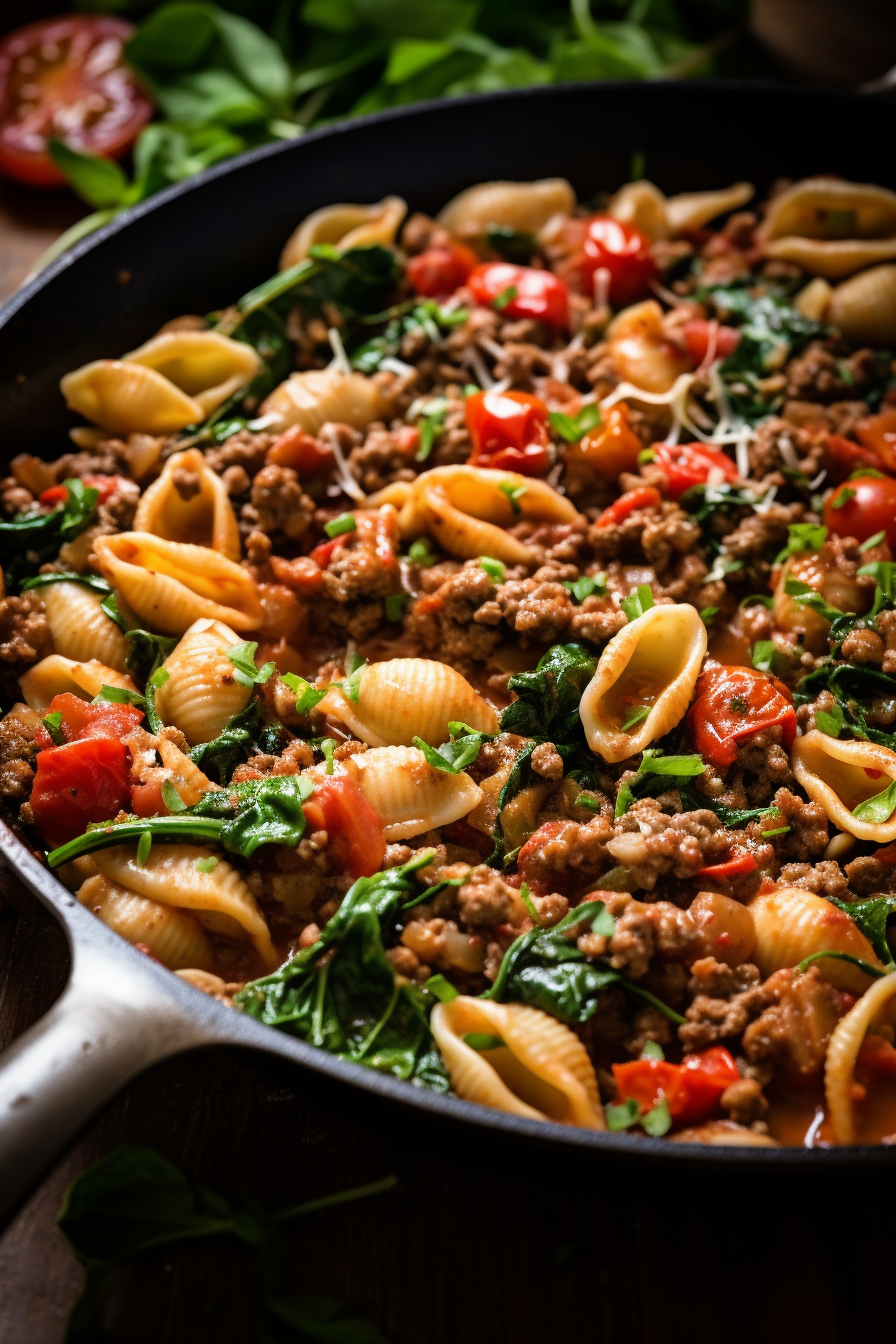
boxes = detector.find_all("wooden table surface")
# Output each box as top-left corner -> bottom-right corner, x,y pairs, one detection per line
0,180 -> 890,1344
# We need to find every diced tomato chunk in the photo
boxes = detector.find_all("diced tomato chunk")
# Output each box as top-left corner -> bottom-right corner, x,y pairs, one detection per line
686,665 -> 796,770
856,406 -> 896,475
35,692 -> 143,749
266,427 -> 335,474
652,442 -> 739,499
309,537 -> 342,568
31,738 -> 131,848
302,772 -> 385,878
682,319 -> 741,366
468,262 -> 569,328
38,473 -> 126,507
466,389 -> 552,476
565,403 -> 642,480
407,242 -> 478,297
595,486 -> 661,527
612,1046 -> 739,1127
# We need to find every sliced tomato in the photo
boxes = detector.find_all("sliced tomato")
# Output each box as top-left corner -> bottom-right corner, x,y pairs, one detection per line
682,319 -> 741,367
34,691 -> 143,749
565,403 -> 642,480
31,737 -> 131,848
697,853 -> 758,880
407,242 -> 478,297
612,1046 -> 739,1126
468,262 -> 569,328
38,473 -> 127,507
652,442 -> 739,499
823,474 -> 896,550
595,485 -> 662,528
686,665 -> 796,770
0,16 -> 153,188
266,427 -> 335,474
303,772 -> 385,878
577,215 -> 656,308
466,388 -> 552,476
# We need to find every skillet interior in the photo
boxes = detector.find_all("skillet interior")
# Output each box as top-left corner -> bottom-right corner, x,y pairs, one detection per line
1,79 -> 895,1166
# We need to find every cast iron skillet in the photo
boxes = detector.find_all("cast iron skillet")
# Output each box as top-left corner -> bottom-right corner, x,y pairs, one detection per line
0,80 -> 894,1215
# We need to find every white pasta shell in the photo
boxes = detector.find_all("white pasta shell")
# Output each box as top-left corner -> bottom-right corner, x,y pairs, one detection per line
155,736 -> 219,806
154,618 -> 251,745
664,182 -> 754,235
437,179 -> 576,236
607,180 -> 670,240
77,873 -> 214,971
579,603 -> 707,764
792,731 -> 896,843
124,329 -> 261,416
794,276 -> 833,322
757,177 -> 896,279
279,196 -> 407,270
94,843 -> 278,970
93,532 -> 263,635
748,885 -> 885,993
316,657 -> 499,747
827,264 -> 896,347
60,360 -> 205,435
825,971 -> 896,1143
260,368 -> 387,435
19,654 -> 139,711
430,996 -> 604,1129
133,448 -> 241,561
352,745 -> 482,840
607,300 -> 691,394
42,581 -> 129,672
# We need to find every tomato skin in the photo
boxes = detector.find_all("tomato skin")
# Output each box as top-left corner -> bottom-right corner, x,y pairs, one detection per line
856,1034 -> 896,1084
468,262 -> 569,328
466,389 -> 552,476
613,1046 -> 739,1127
0,16 -> 153,188
303,773 -> 385,878
31,737 -> 131,848
309,537 -> 342,568
697,853 -> 758,880
682,319 -> 741,367
266,427 -> 334,474
407,242 -> 478,297
595,485 -> 662,528
823,474 -> 896,550
856,407 -> 896,475
566,403 -> 642,479
652,442 -> 739,499
578,216 -> 657,309
131,774 -> 167,818
38,473 -> 126,507
686,665 -> 796,770
34,691 -> 143,750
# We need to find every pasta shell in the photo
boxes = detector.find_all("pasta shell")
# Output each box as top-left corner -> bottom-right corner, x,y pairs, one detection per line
156,736 -> 220,806
825,970 -> 896,1144
438,179 -> 575,237
133,448 -> 241,561
93,532 -> 263,635
19,654 -> 138,711
316,657 -> 499,747
791,731 -> 896,843
670,1121 -> 778,1147
352,745 -> 482,840
606,301 -> 691,394
154,618 -> 251,745
757,177 -> 896,279
77,873 -> 214,971
124,330 -> 261,417
279,196 -> 407,270
748,885 -> 885,992
607,180 -> 669,241
579,603 -> 707,764
94,843 -> 278,970
827,264 -> 896,347
260,368 -> 387,435
60,360 -> 204,435
430,996 -> 604,1129
664,182 -> 754,235
794,276 -> 833,322
42,581 -> 129,672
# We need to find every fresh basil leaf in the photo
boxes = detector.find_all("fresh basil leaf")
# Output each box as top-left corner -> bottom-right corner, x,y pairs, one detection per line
549,404 -> 601,443
47,140 -> 130,209
211,7 -> 292,104
412,730 -> 487,774
463,1033 -> 504,1051
42,712 -> 65,746
92,685 -> 146,708
161,780 -> 188,813
499,480 -> 526,514
796,950 -> 887,979
226,640 -> 275,687
385,592 -> 410,622
638,752 -> 704,777
775,522 -> 828,565
324,512 -> 357,538
621,704 -> 651,732
852,778 -> 896,824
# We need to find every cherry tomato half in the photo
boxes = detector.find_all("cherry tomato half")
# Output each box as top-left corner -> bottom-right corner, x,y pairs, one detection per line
652,442 -> 740,499
686,665 -> 796,770
466,388 -> 552,476
682,319 -> 741,367
0,16 -> 153,188
578,215 -> 656,309
303,772 -> 385,878
612,1046 -> 739,1127
31,737 -> 131,848
34,691 -> 143,750
468,262 -> 569,328
824,474 -> 896,551
407,242 -> 478,297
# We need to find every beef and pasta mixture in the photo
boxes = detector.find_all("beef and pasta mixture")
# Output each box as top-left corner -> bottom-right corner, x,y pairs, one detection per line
6,173 -> 896,1147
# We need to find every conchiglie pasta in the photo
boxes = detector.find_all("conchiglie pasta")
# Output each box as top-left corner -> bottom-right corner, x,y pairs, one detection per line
438,178 -> 576,237
60,360 -> 204,435
154,618 -> 252,745
155,736 -> 220,806
133,448 -> 241,560
748,885 -> 885,992
316,657 -> 499,747
430,996 -> 604,1129
93,844 -> 278,970
791,732 -> 896,843
124,329 -> 261,416
607,180 -> 754,241
827,263 -> 896,347
42,581 -> 129,672
606,301 -> 691,394
579,603 -> 707,764
260,368 -> 387,435
825,971 -> 896,1144
757,177 -> 896,279
93,532 -> 263,635
77,873 -> 214,971
279,196 -> 407,270
353,746 -> 482,840
670,1121 -> 778,1147
19,654 -> 139,711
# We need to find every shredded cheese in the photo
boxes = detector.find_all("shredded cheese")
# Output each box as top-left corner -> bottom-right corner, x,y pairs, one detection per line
322,424 -> 367,504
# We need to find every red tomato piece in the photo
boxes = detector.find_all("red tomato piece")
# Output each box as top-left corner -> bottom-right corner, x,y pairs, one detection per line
302,772 -> 385,878
686,665 -> 796,770
309,537 -> 342,568
31,737 -> 131,848
35,691 -> 143,749
566,403 -> 642,479
0,16 -> 153,188
38,473 -> 126,507
652,442 -> 739,499
682,319 -> 741,367
697,853 -> 758,880
468,262 -> 569,328
824,474 -> 896,551
613,1046 -> 739,1126
577,215 -> 657,309
407,242 -> 478,297
130,774 -> 167,819
612,1058 -> 683,1114
824,433 -> 891,484
594,485 -> 662,528
466,388 -> 552,476
856,406 -> 896,475
266,427 -> 335,474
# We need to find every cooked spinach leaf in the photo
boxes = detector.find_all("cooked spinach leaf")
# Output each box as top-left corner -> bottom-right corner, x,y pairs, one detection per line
827,895 -> 896,968
795,661 -> 896,751
413,720 -> 493,774
0,479 -> 98,560
19,570 -> 111,595
189,701 -> 286,785
700,281 -> 827,377
350,299 -> 468,374
226,244 -> 401,332
500,643 -> 597,743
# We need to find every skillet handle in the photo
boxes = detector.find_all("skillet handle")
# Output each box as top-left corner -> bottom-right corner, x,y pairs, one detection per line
0,938 -> 210,1222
